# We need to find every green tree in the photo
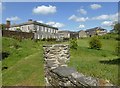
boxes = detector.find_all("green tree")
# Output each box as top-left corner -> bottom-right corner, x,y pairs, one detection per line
70,38 -> 78,49
113,23 -> 120,33
16,28 -> 21,32
89,36 -> 102,50
0,24 -> 6,30
115,43 -> 120,56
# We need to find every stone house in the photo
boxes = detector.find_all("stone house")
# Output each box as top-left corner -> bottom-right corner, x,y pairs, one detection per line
58,30 -> 80,39
70,32 -> 79,39
8,19 -> 59,39
78,30 -> 87,38
85,27 -> 107,37
58,30 -> 71,38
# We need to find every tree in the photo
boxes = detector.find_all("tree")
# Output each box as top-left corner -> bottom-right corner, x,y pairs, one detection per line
0,24 -> 6,30
70,38 -> 78,49
89,36 -> 102,50
115,41 -> 120,56
16,28 -> 22,32
113,22 -> 120,33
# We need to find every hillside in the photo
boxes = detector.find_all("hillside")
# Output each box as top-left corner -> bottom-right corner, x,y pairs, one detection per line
1,33 -> 119,86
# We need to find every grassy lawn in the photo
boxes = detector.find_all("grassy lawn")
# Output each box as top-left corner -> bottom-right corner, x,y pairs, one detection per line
2,34 -> 119,86
2,37 -> 45,86
69,37 -> 119,85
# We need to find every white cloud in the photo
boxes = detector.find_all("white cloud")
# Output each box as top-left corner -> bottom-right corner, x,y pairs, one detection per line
78,24 -> 85,28
101,21 -> 113,27
68,15 -> 89,22
92,13 -> 118,21
92,15 -> 109,20
90,4 -> 102,10
37,20 -> 44,23
78,8 -> 87,15
6,16 -> 20,21
46,21 -> 64,28
36,20 -> 65,28
33,5 -> 56,15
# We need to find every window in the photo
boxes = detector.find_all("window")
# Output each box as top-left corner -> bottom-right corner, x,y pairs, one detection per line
41,26 -> 43,31
41,35 -> 43,39
49,28 -> 51,33
38,34 -> 40,39
39,26 -> 41,31
45,27 -> 46,32
48,28 -> 50,32
28,26 -> 29,30
37,26 -> 39,31
46,27 -> 48,32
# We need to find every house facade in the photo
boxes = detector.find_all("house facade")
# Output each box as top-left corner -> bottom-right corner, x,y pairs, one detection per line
58,30 -> 70,38
70,32 -> 79,39
78,30 -> 87,38
8,19 -> 59,39
85,27 -> 107,37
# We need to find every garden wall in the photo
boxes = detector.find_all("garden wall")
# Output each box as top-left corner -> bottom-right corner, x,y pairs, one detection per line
43,44 -> 115,87
2,30 -> 34,39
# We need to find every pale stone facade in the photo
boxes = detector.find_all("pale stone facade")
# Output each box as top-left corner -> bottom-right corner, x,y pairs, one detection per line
8,20 -> 59,39
78,30 -> 87,38
58,30 -> 70,38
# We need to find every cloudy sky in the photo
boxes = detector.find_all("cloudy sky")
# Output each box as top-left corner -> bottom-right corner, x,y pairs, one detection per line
2,2 -> 118,31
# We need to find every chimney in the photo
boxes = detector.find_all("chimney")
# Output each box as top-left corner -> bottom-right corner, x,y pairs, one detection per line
28,19 -> 33,22
6,20 -> 11,28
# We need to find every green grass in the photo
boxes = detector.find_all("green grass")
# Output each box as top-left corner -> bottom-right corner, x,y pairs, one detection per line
2,34 -> 119,86
2,37 -> 45,86
2,52 -> 44,86
0,36 -> 2,87
2,37 -> 61,86
69,37 -> 119,85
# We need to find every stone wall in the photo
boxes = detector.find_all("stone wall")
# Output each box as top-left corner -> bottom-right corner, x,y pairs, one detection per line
43,44 -> 115,87
2,30 -> 34,39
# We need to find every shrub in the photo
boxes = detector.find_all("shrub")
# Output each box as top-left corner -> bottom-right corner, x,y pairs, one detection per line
115,41 -> 120,56
42,38 -> 46,41
13,42 -> 21,49
16,28 -> 22,32
89,36 -> 102,50
47,38 -> 56,41
70,38 -> 78,49
63,38 -> 69,41
34,39 -> 41,42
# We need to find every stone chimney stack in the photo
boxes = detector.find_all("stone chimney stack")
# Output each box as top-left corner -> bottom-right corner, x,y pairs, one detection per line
28,19 -> 33,22
6,20 -> 11,28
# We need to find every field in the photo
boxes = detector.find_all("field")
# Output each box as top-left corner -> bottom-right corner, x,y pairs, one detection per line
69,38 -> 119,85
1,33 -> 119,86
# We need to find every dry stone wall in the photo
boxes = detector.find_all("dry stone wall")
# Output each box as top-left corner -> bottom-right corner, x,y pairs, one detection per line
43,44 -> 116,88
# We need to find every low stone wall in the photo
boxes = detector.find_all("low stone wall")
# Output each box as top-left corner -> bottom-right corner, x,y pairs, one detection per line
43,44 -> 115,87
2,30 -> 34,39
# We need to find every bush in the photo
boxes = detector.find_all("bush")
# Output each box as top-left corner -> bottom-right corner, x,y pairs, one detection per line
34,39 -> 41,42
89,36 -> 102,50
46,38 -> 56,41
42,38 -> 46,41
70,38 -> 78,49
115,42 -> 120,56
13,42 -> 21,49
63,38 -> 69,41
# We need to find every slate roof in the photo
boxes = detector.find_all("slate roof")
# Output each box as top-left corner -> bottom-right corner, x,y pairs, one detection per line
10,20 -> 58,30
85,27 -> 107,32
58,30 -> 71,33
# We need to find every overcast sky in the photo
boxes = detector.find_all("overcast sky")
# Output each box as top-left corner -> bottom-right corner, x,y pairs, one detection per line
2,2 -> 118,31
